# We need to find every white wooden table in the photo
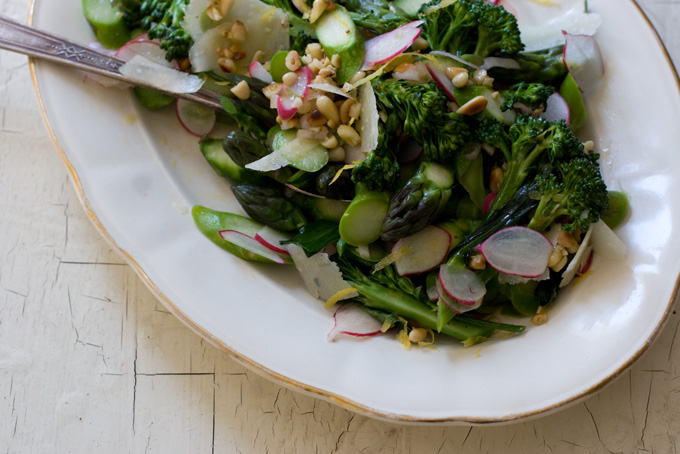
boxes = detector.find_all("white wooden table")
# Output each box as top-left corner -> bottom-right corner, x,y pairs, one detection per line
1,1 -> 679,452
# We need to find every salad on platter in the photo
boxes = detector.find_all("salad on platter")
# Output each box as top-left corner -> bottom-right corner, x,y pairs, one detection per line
84,0 -> 629,348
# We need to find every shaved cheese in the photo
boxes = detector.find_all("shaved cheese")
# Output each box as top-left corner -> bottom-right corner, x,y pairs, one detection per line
559,225 -> 594,288
358,82 -> 380,155
286,244 -> 356,301
119,55 -> 204,93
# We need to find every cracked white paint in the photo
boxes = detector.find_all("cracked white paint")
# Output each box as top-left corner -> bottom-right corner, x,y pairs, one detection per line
0,0 -> 679,452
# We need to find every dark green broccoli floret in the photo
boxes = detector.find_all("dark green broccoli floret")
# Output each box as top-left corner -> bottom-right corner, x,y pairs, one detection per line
500,82 -> 555,112
476,115 -> 584,216
418,0 -> 523,58
488,46 -> 567,85
351,112 -> 401,192
339,0 -> 411,35
528,156 -> 609,233
118,0 -> 192,61
372,79 -> 472,163
290,30 -> 315,54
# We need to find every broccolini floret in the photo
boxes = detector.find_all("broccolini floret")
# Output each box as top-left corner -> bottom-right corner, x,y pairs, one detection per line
351,112 -> 401,192
500,82 -> 555,112
528,156 -> 609,233
476,115 -> 584,216
419,0 -> 523,58
118,0 -> 192,61
372,79 -> 472,163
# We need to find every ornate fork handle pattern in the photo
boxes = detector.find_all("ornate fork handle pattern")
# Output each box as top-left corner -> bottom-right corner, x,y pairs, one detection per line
0,15 -> 223,111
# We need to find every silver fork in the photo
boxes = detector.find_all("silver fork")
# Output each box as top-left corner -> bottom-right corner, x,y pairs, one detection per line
0,15 -> 224,111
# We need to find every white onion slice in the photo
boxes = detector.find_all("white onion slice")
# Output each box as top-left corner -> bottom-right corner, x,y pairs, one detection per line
481,56 -> 521,70
308,83 -> 356,99
429,50 -> 480,70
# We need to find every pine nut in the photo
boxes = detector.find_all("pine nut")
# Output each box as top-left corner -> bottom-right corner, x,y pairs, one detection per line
285,50 -> 301,71
551,254 -> 568,272
531,313 -> 548,325
395,62 -> 415,73
230,80 -> 250,100
452,71 -> 469,88
445,66 -> 466,79
228,20 -> 247,42
473,68 -> 488,85
219,0 -> 234,17
328,146 -> 346,162
316,95 -> 340,124
262,82 -> 281,99
408,327 -> 428,343
337,125 -> 361,146
547,245 -> 566,268
468,254 -> 486,270
489,166 -> 504,192
339,99 -> 354,124
251,50 -> 266,64
217,57 -> 236,73
321,134 -> 338,149
280,117 -> 299,130
557,230 -> 579,254
583,140 -> 595,153
348,101 -> 362,120
348,71 -> 366,84
309,0 -> 328,23
206,5 -> 224,21
412,37 -> 429,51
305,43 -> 324,60
456,95 -> 487,115
331,54 -> 341,68
307,110 -> 327,127
282,71 -> 298,87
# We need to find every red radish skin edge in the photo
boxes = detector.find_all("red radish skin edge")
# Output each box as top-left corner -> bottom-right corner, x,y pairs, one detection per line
482,192 -> 497,216
249,61 -> 273,84
218,230 -> 287,264
576,251 -> 594,277
362,21 -> 424,69
254,233 -> 290,255
426,63 -> 456,101
277,66 -> 312,120
438,266 -> 485,306
562,31 -> 605,93
328,304 -> 383,342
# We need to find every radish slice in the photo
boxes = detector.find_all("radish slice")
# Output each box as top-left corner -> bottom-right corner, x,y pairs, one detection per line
563,31 -> 605,93
219,230 -> 287,264
481,57 -> 520,70
327,304 -> 383,342
176,99 -> 216,136
116,40 -> 176,68
361,21 -> 424,70
277,66 -> 312,120
393,226 -> 451,276
119,55 -> 205,93
436,279 -> 483,314
438,263 -> 486,306
540,92 -> 570,124
429,50 -> 480,70
249,61 -> 273,84
425,63 -> 455,101
254,226 -> 291,255
482,192 -> 497,216
477,226 -> 552,278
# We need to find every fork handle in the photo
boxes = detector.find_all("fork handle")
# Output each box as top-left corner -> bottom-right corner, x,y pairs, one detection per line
0,15 -> 223,110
